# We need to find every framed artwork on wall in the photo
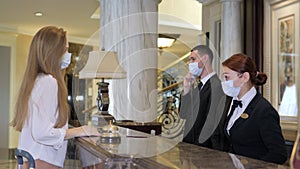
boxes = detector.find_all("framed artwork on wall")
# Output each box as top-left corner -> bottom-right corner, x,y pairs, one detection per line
277,14 -> 297,116
264,0 -> 299,142
265,0 -> 299,117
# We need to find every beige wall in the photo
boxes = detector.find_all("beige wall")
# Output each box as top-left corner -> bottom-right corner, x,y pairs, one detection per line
159,0 -> 202,29
5,33 -> 32,148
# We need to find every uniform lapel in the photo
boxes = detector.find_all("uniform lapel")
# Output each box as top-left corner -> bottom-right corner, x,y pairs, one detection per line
230,93 -> 260,129
224,96 -> 233,139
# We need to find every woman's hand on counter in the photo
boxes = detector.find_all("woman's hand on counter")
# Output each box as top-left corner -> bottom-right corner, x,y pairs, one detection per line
65,125 -> 100,139
80,125 -> 101,137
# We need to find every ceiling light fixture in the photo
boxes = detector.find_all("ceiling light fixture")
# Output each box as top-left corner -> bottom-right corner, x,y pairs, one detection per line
158,34 -> 180,49
34,12 -> 43,17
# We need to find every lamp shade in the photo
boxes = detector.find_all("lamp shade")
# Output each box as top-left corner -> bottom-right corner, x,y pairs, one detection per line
79,51 -> 126,79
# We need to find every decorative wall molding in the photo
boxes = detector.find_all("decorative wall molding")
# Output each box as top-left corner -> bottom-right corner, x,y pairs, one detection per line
220,0 -> 242,2
196,0 -> 219,6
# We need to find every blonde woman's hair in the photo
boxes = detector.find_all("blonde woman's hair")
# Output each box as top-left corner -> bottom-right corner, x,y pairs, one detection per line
12,26 -> 70,131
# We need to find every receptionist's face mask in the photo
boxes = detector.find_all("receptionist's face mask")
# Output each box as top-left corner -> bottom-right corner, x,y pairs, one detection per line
221,79 -> 242,97
221,69 -> 244,97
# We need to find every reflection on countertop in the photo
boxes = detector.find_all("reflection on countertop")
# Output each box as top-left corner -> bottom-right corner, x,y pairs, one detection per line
75,127 -> 290,169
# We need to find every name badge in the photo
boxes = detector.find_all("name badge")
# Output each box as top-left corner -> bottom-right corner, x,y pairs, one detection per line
240,113 -> 249,119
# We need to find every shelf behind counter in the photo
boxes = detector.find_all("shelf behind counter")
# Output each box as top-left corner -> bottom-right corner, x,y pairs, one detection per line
74,127 -> 289,169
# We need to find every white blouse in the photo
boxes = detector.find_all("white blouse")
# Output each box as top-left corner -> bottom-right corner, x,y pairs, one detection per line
226,87 -> 256,134
18,74 -> 67,168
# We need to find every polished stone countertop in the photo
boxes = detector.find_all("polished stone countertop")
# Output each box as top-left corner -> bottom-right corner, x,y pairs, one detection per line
75,126 -> 290,169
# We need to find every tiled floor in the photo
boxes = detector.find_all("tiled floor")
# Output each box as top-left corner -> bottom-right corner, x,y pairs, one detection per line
63,159 -> 82,169
0,141 -> 83,168
0,160 -> 15,169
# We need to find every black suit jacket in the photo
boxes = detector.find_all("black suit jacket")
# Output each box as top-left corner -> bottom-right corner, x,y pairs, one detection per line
224,92 -> 287,164
180,74 -> 227,151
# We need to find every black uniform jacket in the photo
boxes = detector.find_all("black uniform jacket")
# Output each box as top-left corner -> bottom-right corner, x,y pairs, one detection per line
180,74 -> 227,151
224,92 -> 287,164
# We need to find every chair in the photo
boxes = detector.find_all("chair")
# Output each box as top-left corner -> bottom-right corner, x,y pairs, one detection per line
15,149 -> 35,169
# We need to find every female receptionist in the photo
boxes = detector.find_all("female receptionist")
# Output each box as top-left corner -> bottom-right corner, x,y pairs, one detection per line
221,53 -> 287,164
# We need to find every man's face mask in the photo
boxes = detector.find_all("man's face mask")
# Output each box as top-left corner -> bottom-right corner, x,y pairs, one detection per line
189,62 -> 203,77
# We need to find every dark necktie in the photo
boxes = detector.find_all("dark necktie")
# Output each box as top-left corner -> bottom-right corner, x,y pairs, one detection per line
232,100 -> 242,109
198,81 -> 203,91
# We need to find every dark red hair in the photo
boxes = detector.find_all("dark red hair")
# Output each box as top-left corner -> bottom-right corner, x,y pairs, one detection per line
222,53 -> 267,86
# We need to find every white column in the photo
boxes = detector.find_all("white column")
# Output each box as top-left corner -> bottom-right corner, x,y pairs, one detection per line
100,0 -> 161,122
221,0 -> 242,60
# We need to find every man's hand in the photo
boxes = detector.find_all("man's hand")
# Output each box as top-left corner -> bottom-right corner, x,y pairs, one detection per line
183,72 -> 195,95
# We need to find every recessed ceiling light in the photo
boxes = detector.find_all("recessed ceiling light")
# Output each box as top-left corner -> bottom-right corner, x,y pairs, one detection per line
34,12 -> 43,17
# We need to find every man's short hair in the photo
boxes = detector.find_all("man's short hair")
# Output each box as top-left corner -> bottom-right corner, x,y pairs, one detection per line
191,45 -> 214,64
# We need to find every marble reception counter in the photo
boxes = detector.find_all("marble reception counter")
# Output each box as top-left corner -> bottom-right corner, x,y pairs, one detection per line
75,127 -> 289,169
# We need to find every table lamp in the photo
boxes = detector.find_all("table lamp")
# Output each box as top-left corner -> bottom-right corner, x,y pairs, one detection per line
79,50 -> 126,125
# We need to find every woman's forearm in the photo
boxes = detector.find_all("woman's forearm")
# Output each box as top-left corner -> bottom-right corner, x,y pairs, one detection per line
65,127 -> 84,139
65,126 -> 100,140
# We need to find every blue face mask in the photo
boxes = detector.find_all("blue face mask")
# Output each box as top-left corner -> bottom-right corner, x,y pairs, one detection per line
189,62 -> 203,77
61,52 -> 71,69
221,80 -> 241,97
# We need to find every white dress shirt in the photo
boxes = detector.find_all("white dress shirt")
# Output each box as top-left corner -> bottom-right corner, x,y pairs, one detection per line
226,87 -> 257,134
199,72 -> 216,89
18,74 -> 68,168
